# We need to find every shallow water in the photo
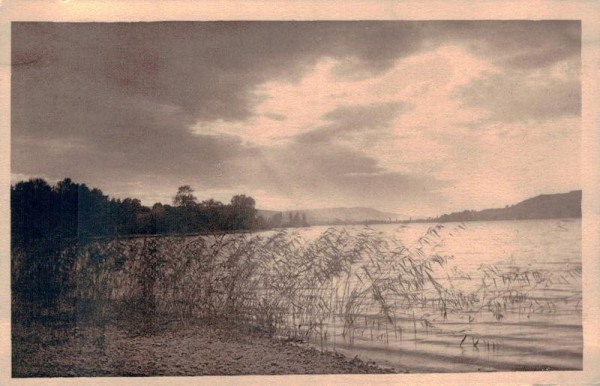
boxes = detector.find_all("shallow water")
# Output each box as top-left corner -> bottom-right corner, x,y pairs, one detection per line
287,219 -> 582,372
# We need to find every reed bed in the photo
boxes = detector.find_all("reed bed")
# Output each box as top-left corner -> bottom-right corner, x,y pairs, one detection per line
68,224 -> 582,350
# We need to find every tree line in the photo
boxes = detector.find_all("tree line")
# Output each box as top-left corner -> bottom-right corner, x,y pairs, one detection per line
11,178 -> 310,250
10,177 -> 311,314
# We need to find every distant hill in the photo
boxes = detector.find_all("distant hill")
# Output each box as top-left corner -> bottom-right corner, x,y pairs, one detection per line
257,207 -> 407,225
433,190 -> 582,223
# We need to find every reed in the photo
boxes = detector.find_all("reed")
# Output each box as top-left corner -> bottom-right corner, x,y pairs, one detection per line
63,223 -> 581,347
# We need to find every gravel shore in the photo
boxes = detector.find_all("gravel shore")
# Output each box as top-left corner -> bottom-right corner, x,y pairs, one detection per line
13,320 -> 393,377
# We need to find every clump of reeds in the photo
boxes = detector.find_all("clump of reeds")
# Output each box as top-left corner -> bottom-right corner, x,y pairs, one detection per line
68,222 -> 581,350
68,225 -> 455,342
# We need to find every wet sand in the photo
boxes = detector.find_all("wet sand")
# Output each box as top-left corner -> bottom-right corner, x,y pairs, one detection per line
12,320 -> 393,377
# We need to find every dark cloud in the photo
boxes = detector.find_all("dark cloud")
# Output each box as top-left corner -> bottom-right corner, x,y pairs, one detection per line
296,102 -> 404,144
457,72 -> 580,122
446,21 -> 581,123
12,131 -> 259,189
11,22 -> 425,183
424,20 -> 580,69
12,22 -> 426,123
11,21 -> 580,211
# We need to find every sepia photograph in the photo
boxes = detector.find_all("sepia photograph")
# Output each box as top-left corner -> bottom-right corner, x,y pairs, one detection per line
2,4 -> 599,384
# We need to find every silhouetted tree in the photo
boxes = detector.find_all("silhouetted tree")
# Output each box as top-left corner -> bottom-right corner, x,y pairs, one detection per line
11,179 -> 78,312
11,178 -> 55,247
199,199 -> 227,232
229,195 -> 257,230
171,186 -> 204,233
151,203 -> 166,234
173,185 -> 198,207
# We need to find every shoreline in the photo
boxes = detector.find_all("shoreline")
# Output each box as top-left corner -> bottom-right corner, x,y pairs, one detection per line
13,317 -> 580,377
12,319 -> 393,377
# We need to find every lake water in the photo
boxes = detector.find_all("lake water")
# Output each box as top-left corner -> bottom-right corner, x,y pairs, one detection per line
283,219 -> 582,372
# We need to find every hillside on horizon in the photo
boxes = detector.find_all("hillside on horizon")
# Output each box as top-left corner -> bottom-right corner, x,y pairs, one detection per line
258,190 -> 581,226
431,190 -> 582,223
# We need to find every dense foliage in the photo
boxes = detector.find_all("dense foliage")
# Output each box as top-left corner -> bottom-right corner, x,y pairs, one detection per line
10,178 -> 272,248
10,177 -> 295,314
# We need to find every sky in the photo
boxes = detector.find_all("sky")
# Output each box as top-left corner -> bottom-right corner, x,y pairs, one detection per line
11,21 -> 581,217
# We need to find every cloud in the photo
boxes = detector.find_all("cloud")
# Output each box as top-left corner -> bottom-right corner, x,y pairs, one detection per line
456,65 -> 580,123
251,141 -> 447,212
323,102 -> 405,130
263,112 -> 287,122
11,22 -> 427,176
295,101 -> 405,144
12,22 -> 427,123
11,21 -> 581,216
424,20 -> 580,69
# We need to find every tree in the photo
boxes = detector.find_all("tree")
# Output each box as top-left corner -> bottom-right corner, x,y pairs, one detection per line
171,186 -> 202,234
11,178 -> 55,247
229,194 -> 257,230
173,185 -> 197,207
54,178 -> 81,239
199,199 -> 226,231
11,178 -> 77,311
151,203 -> 166,234
118,198 -> 144,235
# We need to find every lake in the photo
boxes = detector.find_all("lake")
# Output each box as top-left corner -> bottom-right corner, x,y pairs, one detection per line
280,219 -> 582,372
74,218 -> 582,374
